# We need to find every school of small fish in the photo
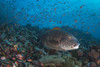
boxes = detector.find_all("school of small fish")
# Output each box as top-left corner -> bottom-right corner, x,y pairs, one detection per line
0,0 -> 100,39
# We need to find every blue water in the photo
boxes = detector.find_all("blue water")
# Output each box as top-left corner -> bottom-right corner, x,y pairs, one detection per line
0,0 -> 100,39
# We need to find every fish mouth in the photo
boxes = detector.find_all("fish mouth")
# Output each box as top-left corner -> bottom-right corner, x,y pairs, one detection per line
60,43 -> 80,51
73,43 -> 80,49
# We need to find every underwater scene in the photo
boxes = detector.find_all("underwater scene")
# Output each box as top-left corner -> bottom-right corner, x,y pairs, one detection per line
0,0 -> 100,67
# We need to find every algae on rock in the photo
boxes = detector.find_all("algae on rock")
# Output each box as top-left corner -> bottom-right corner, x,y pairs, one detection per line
39,55 -> 82,67
39,55 -> 65,65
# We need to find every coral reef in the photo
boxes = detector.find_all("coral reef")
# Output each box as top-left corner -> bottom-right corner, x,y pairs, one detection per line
0,23 -> 100,67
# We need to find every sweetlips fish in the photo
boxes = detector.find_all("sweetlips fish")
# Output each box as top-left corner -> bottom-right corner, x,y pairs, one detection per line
41,27 -> 80,51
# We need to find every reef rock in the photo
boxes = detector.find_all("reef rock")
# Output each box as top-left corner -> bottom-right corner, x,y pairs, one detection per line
39,55 -> 82,67
39,55 -> 65,65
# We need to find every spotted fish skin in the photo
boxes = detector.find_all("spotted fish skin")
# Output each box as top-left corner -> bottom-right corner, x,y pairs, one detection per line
41,30 -> 80,51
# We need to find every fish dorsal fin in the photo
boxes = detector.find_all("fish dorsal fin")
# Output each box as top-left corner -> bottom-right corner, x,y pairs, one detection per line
51,27 -> 61,30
